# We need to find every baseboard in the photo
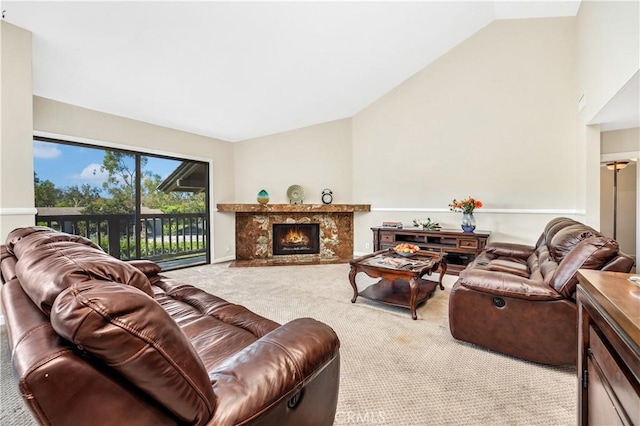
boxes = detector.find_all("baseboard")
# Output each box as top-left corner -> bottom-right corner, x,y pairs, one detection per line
213,255 -> 236,263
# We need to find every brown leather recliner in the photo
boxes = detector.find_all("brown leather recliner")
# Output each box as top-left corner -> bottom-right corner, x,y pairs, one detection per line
449,217 -> 634,365
0,226 -> 341,425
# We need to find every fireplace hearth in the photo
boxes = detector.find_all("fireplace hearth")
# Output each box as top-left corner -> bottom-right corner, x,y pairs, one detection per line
273,223 -> 320,256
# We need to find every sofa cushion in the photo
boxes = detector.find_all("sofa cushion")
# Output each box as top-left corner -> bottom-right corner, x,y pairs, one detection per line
51,280 -> 215,425
155,281 -> 282,370
10,227 -> 152,315
485,242 -> 535,260
458,269 -> 564,301
487,259 -> 529,277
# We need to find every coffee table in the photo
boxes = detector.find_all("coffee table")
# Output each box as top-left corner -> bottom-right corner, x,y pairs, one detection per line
348,249 -> 445,320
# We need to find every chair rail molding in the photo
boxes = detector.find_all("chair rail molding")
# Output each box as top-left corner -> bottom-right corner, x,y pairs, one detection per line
0,207 -> 38,216
371,207 -> 586,215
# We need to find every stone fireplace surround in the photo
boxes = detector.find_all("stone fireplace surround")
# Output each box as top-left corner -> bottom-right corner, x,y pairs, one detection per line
216,204 -> 371,266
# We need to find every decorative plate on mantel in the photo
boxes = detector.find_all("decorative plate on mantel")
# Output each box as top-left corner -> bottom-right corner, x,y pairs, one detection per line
287,185 -> 305,204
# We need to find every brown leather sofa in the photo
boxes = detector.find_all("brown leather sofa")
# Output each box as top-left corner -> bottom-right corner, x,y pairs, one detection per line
0,227 -> 340,425
449,217 -> 634,365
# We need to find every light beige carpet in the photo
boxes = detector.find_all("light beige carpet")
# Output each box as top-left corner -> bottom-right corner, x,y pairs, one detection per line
1,263 -> 576,425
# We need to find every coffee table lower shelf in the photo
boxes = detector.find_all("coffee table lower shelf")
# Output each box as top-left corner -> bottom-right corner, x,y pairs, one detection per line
357,278 -> 438,311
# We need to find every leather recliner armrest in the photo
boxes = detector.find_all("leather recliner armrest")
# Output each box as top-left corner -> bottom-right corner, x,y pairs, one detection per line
127,259 -> 162,277
208,317 -> 340,425
485,242 -> 535,260
458,269 -> 564,301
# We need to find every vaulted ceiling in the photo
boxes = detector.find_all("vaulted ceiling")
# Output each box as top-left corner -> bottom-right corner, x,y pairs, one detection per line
4,1 -> 581,141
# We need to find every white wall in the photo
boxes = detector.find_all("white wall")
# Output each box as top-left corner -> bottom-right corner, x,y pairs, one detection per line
0,21 -> 35,240
33,96 -> 236,263
352,18 -> 579,252
577,0 -> 640,227
232,118 -> 352,204
601,128 -> 640,155
3,3 -> 639,262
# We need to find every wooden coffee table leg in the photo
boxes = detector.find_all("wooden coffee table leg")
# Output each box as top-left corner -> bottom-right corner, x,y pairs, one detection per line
409,277 -> 418,320
438,262 -> 447,290
349,265 -> 359,303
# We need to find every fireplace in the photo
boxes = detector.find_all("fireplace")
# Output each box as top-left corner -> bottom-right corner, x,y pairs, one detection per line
220,204 -> 370,265
273,223 -> 320,256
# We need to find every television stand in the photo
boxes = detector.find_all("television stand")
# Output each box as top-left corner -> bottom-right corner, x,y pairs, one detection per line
371,227 -> 490,275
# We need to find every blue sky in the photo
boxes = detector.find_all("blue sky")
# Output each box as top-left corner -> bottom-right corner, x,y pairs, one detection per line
33,140 -> 182,192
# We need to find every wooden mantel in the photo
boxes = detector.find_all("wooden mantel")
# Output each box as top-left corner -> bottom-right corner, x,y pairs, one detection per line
216,203 -> 371,213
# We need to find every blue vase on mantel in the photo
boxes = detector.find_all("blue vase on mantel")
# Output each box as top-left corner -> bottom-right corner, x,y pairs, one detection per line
461,213 -> 476,233
257,189 -> 269,205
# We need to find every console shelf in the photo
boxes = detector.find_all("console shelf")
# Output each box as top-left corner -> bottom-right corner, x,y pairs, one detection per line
371,227 -> 490,275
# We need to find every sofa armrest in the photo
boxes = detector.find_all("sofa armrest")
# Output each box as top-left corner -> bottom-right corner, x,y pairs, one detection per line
208,317 -> 340,425
127,259 -> 162,277
458,269 -> 563,301
1,244 -> 17,282
485,242 -> 535,260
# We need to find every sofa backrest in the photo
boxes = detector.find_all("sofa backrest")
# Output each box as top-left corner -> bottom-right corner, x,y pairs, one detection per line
538,219 -> 622,298
548,235 -> 620,297
5,226 -> 217,424
52,279 -> 216,424
6,226 -> 153,315
1,277 -> 183,425
535,217 -> 582,249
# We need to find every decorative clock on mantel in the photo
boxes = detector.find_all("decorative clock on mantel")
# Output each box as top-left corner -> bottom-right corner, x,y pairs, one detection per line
321,189 -> 333,205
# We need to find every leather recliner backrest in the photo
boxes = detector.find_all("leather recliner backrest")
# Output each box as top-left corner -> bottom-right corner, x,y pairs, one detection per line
549,235 -> 619,298
52,280 -> 216,425
537,217 -> 580,249
7,226 -> 217,424
7,227 -> 153,315
548,224 -> 598,263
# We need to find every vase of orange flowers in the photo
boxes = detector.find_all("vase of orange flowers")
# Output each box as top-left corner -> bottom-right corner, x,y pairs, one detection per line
449,196 -> 483,233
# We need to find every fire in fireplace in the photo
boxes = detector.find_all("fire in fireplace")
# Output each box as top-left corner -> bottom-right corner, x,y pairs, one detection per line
273,223 -> 320,255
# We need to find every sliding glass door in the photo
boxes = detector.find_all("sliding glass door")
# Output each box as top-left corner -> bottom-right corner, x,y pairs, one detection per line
33,137 -> 209,269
